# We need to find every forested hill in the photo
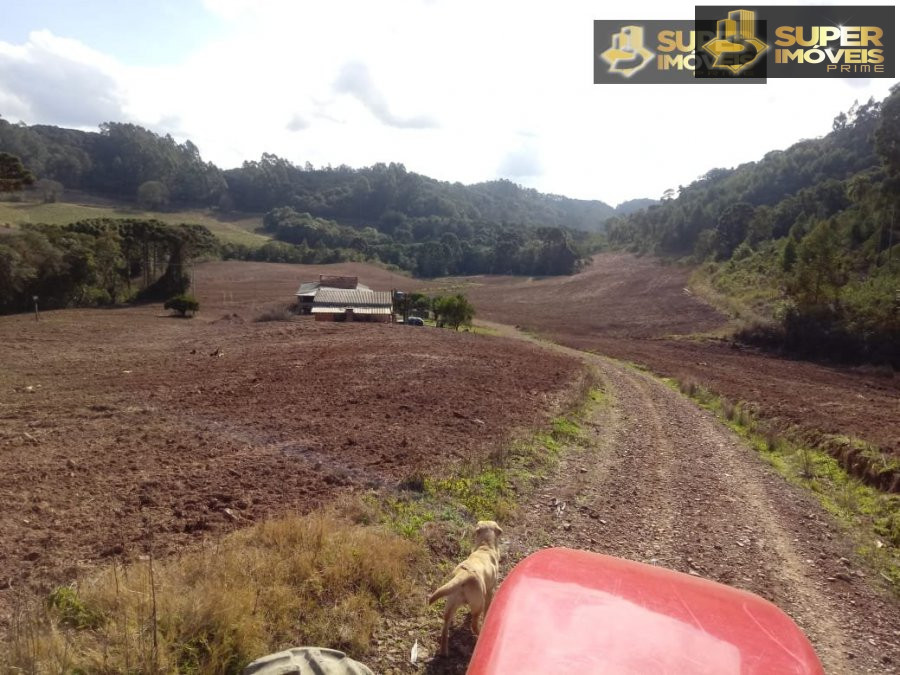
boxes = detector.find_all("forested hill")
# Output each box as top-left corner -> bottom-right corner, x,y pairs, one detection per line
605,95 -> 884,256
0,119 -> 614,231
606,90 -> 899,365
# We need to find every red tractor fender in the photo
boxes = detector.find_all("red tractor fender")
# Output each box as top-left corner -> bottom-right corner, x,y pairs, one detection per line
467,548 -> 823,674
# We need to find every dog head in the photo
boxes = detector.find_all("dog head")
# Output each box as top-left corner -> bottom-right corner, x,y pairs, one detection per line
474,520 -> 502,548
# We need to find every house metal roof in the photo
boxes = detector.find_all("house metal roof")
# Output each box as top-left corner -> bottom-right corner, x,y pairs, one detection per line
312,288 -> 392,308
295,281 -> 373,296
296,282 -> 320,296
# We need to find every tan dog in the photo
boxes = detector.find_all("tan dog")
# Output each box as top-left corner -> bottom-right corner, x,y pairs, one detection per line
428,520 -> 502,656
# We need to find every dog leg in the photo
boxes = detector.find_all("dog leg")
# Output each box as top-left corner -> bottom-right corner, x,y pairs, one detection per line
470,607 -> 483,636
465,580 -> 486,637
440,599 -> 458,656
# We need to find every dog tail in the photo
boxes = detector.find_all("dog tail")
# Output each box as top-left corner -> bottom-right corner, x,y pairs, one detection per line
428,572 -> 471,605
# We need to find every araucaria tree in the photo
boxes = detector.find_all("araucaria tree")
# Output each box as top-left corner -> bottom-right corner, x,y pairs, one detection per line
0,152 -> 35,193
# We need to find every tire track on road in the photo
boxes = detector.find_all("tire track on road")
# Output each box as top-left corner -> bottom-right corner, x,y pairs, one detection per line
483,321 -> 899,674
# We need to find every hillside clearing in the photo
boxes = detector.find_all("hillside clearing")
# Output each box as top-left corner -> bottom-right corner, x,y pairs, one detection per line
0,200 -> 268,247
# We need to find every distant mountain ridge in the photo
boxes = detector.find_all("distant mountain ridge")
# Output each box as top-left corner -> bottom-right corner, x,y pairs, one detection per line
0,118 -> 616,232
615,198 -> 658,215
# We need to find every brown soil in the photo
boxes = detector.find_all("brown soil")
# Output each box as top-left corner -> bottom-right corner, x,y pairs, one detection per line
518,342 -> 900,675
400,331 -> 900,675
3,256 -> 898,674
0,261 -> 582,617
426,253 -> 899,461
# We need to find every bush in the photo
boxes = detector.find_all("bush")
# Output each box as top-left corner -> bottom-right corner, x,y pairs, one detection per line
254,304 -> 295,322
164,294 -> 199,317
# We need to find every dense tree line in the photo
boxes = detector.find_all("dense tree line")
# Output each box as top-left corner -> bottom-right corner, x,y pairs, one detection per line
0,120 -> 226,207
607,90 -> 900,365
220,206 -> 587,277
0,219 -> 217,313
0,118 -> 615,230
0,117 -> 613,277
223,157 -> 615,230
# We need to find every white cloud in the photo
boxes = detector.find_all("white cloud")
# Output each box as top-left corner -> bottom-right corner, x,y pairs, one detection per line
0,30 -> 128,127
498,144 -> 543,179
286,114 -> 310,132
334,62 -> 438,129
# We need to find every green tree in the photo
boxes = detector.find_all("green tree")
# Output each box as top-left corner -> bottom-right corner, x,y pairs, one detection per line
137,180 -> 169,210
92,229 -> 125,301
781,237 -> 797,272
0,152 -> 35,193
714,202 -> 754,259
0,243 -> 35,310
416,241 -> 449,277
875,84 -> 900,176
746,206 -> 773,246
432,294 -> 475,330
693,229 -> 717,261
790,220 -> 845,306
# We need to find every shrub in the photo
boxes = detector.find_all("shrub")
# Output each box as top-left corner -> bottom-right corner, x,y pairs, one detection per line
47,585 -> 105,630
254,304 -> 295,322
164,294 -> 199,317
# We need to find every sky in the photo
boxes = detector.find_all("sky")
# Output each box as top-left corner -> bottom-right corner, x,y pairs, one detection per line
0,0 -> 896,206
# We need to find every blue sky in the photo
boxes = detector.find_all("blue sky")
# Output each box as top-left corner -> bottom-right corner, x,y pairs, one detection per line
0,0 -> 897,204
0,1 -> 225,65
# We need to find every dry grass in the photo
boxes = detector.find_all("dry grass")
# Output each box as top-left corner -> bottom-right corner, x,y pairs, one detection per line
678,378 -> 699,398
253,304 -> 297,323
3,512 -> 424,675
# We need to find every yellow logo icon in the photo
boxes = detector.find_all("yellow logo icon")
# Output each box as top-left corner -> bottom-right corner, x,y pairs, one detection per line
701,9 -> 768,74
600,25 -> 654,78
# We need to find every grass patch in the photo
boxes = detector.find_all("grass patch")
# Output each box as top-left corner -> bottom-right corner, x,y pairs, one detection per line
2,367 -> 605,674
464,323 -> 499,336
589,388 -> 609,405
665,376 -> 900,591
2,513 -> 424,674
379,408 -> 594,541
379,372 -> 604,542
415,319 -> 492,335
0,200 -> 269,247
551,416 -> 581,438
688,248 -> 782,328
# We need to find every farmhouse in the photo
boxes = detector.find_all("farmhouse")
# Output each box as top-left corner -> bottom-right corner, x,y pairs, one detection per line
295,275 -> 393,322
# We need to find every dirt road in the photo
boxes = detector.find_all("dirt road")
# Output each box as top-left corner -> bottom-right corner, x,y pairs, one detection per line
425,253 -> 899,459
485,322 -> 900,675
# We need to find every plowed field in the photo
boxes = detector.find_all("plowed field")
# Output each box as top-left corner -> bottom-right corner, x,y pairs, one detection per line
430,253 -> 899,458
0,262 -> 582,610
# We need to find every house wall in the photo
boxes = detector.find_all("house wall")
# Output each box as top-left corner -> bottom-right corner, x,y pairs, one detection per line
313,312 -> 391,323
